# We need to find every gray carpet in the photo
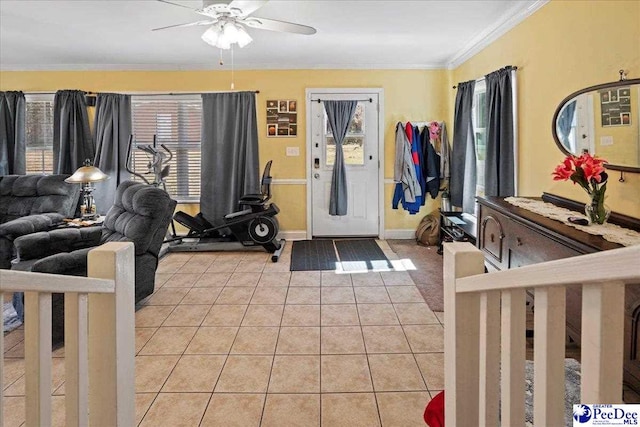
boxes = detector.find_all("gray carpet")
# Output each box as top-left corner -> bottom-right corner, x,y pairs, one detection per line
387,240 -> 444,311
524,359 -> 581,427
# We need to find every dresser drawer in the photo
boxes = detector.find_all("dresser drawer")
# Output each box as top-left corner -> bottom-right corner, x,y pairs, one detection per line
504,221 -> 581,268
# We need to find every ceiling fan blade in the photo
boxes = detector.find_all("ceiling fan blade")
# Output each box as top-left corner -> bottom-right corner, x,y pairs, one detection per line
156,0 -> 197,11
241,17 -> 316,35
227,0 -> 268,17
152,20 -> 216,31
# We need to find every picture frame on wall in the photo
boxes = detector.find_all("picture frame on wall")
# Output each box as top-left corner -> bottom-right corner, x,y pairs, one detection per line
600,87 -> 632,127
267,99 -> 298,137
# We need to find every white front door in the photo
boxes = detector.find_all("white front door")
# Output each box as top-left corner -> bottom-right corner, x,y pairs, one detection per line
308,92 -> 380,237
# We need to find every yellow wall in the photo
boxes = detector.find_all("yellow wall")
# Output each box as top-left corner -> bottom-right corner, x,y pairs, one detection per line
0,69 -> 448,232
2,0 -> 639,230
452,0 -> 640,217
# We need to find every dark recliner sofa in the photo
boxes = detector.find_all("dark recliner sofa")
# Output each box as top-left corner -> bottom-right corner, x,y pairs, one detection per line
0,174 -> 81,269
12,181 -> 177,342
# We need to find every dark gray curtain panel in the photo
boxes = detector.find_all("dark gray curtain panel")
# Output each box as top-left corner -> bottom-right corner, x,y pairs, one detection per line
200,92 -> 259,226
449,80 -> 476,214
323,100 -> 357,216
93,93 -> 132,213
485,68 -> 515,198
53,90 -> 94,174
0,91 -> 26,175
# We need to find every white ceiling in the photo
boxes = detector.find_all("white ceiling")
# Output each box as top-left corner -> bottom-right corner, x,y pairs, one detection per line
0,0 -> 546,71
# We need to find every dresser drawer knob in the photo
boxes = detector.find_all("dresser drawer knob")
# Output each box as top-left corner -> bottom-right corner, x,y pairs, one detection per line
516,237 -> 523,246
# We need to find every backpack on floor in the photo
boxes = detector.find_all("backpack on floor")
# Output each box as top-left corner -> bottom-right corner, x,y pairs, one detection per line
415,211 -> 439,246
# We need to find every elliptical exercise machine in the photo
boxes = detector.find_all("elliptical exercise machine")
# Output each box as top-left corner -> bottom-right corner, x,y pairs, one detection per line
126,134 -> 177,237
169,161 -> 286,262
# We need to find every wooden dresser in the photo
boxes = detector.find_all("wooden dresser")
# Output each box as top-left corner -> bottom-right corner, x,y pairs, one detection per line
476,194 -> 640,391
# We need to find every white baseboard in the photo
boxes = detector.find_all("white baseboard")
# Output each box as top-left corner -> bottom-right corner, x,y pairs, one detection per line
278,229 -> 418,240
278,230 -> 307,241
382,229 -> 416,240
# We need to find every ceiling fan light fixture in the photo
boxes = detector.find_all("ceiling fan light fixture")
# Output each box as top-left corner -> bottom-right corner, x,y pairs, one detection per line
236,25 -> 252,48
222,22 -> 240,40
217,36 -> 232,50
201,25 -> 220,46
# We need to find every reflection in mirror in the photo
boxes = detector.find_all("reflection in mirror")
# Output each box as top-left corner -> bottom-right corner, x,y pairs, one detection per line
553,80 -> 640,171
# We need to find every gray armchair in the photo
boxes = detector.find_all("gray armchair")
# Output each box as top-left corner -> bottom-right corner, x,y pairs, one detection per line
12,181 -> 176,342
0,174 -> 81,269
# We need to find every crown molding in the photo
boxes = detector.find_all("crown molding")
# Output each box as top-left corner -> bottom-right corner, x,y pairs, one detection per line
446,0 -> 549,70
0,62 -> 447,72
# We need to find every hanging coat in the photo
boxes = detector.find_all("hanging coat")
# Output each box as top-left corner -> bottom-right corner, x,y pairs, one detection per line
439,122 -> 451,180
402,122 -> 423,214
392,122 -> 421,210
421,126 -> 441,199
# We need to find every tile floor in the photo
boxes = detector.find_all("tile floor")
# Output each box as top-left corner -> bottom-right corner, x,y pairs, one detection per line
3,241 -> 445,426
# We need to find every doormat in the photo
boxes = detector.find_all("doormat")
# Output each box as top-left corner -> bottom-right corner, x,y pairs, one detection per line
334,239 -> 392,271
291,239 -> 392,272
290,240 -> 339,271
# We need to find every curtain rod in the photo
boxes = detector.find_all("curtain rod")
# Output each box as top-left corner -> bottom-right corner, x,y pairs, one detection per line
310,98 -> 373,103
452,65 -> 518,89
23,90 -> 260,96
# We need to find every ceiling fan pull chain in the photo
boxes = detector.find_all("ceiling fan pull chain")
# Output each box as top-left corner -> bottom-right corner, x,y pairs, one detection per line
219,48 -> 224,66
231,46 -> 235,90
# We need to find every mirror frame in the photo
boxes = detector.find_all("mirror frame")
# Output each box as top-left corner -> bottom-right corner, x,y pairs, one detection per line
552,77 -> 640,173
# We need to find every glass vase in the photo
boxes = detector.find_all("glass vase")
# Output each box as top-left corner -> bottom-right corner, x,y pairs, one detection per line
585,196 -> 610,225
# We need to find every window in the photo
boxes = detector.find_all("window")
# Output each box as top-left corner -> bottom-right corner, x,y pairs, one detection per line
325,103 -> 365,166
25,94 -> 54,174
131,95 -> 202,202
472,80 -> 487,198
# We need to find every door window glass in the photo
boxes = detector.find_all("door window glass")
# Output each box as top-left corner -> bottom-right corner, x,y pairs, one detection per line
325,103 -> 365,166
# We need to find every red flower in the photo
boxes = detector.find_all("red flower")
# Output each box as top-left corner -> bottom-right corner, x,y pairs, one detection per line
579,153 -> 606,183
552,156 -> 574,181
552,153 -> 608,195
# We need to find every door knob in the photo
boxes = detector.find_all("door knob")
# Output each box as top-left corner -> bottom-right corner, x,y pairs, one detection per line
314,173 -> 320,179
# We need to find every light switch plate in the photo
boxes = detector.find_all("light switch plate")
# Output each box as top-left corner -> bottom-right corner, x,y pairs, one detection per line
286,147 -> 300,156
600,136 -> 614,146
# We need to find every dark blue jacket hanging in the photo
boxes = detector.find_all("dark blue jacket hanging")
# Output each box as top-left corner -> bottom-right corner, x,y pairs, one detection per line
421,126 -> 441,199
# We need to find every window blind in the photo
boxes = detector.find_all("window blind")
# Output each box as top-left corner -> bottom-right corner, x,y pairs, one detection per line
131,95 -> 202,202
25,95 -> 55,174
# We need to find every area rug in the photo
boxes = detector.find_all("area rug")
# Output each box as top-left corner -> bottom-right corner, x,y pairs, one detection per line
524,358 -> 580,427
387,240 -> 444,311
334,239 -> 391,272
290,240 -> 339,271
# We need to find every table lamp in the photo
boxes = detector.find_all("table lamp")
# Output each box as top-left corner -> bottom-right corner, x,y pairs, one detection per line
65,159 -> 109,220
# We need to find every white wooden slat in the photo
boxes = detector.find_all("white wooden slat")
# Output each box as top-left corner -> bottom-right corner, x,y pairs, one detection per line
533,287 -> 566,426
501,288 -> 526,427
456,245 -> 639,293
581,281 -> 625,404
479,290 -> 500,426
0,270 -> 114,294
88,242 -> 136,426
65,293 -> 89,427
443,242 -> 485,427
25,291 -> 52,427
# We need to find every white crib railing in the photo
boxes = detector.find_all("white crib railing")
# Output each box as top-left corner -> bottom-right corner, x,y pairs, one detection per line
444,242 -> 640,427
0,242 -> 135,427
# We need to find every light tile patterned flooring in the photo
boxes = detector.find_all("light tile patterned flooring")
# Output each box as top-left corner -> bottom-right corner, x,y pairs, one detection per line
3,242 -> 445,426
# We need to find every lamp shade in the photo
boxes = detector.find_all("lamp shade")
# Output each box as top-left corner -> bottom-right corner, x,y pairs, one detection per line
65,165 -> 109,183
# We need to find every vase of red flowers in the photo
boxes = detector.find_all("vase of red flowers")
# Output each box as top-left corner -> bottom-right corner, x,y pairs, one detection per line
552,153 -> 610,225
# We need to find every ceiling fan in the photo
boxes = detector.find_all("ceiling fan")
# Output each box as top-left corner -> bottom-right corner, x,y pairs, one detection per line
153,0 -> 317,50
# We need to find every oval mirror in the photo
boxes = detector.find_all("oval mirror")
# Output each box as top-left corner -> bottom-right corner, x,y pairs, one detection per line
552,78 -> 640,172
